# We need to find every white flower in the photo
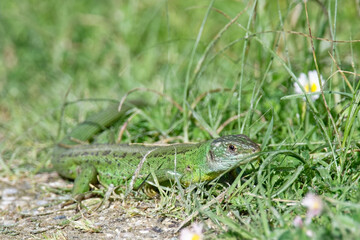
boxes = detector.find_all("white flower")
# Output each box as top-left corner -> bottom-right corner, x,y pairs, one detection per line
302,193 -> 323,224
179,223 -> 203,240
294,70 -> 324,100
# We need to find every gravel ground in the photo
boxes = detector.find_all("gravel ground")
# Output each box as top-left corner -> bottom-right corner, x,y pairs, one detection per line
0,173 -> 181,239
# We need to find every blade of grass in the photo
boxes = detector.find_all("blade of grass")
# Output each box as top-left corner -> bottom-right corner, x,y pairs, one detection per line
238,0 -> 258,133
261,113 -> 273,150
186,103 -> 219,138
271,165 -> 304,198
203,210 -> 257,239
183,0 -> 215,142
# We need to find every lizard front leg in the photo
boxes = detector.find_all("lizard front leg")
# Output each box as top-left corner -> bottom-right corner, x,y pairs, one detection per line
73,163 -> 98,195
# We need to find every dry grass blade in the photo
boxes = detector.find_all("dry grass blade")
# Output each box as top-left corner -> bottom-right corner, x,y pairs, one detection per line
190,88 -> 232,111
154,136 -> 185,144
214,7 -> 360,43
127,148 -> 157,196
116,110 -> 140,143
329,52 -> 354,93
92,184 -> 115,212
328,70 -> 360,79
216,114 -> 241,134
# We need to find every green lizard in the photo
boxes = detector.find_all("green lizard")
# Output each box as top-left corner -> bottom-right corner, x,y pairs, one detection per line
53,103 -> 260,196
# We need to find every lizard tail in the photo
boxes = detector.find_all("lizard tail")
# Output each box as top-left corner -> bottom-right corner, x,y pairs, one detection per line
58,101 -> 144,147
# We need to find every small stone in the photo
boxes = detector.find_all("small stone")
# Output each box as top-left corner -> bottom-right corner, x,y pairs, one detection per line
152,226 -> 162,233
53,215 -> 67,220
21,196 -> 32,201
2,220 -> 16,227
15,200 -> 28,208
105,233 -> 114,238
2,196 -> 16,202
2,188 -> 18,196
36,200 -> 48,206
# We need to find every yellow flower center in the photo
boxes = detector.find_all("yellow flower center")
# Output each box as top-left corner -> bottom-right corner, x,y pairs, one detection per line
304,84 -> 309,92
312,201 -> 320,210
304,83 -> 318,93
192,234 -> 201,240
310,83 -> 317,92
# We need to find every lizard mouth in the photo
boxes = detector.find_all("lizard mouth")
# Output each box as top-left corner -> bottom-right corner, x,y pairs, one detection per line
252,143 -> 261,153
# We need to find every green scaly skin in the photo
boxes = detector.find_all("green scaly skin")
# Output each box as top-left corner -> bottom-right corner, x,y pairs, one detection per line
53,104 -> 260,196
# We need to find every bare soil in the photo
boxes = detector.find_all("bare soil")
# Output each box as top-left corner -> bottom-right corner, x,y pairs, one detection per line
0,173 -> 181,239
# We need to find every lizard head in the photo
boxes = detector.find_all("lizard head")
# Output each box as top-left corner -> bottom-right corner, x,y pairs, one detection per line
206,134 -> 260,172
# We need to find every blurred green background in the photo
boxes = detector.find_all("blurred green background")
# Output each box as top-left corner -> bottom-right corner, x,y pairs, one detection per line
0,0 -> 359,178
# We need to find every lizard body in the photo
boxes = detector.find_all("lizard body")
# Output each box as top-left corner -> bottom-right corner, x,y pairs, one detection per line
52,104 -> 260,195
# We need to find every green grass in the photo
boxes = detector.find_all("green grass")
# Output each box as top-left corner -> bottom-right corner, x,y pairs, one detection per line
1,0 -> 360,239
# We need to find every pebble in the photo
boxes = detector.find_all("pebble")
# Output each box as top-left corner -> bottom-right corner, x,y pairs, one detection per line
36,200 -> 48,206
2,188 -> 18,196
2,220 -> 16,227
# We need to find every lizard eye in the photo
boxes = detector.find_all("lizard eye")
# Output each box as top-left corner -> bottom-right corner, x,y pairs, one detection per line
228,144 -> 236,152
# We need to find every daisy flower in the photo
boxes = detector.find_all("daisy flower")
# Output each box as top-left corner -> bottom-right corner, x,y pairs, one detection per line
302,193 -> 324,224
294,70 -> 324,100
180,223 -> 203,240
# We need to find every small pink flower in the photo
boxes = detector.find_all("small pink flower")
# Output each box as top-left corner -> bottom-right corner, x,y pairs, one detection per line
293,216 -> 303,228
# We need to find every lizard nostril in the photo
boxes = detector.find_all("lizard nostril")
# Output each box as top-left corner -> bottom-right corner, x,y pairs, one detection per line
253,145 -> 260,152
